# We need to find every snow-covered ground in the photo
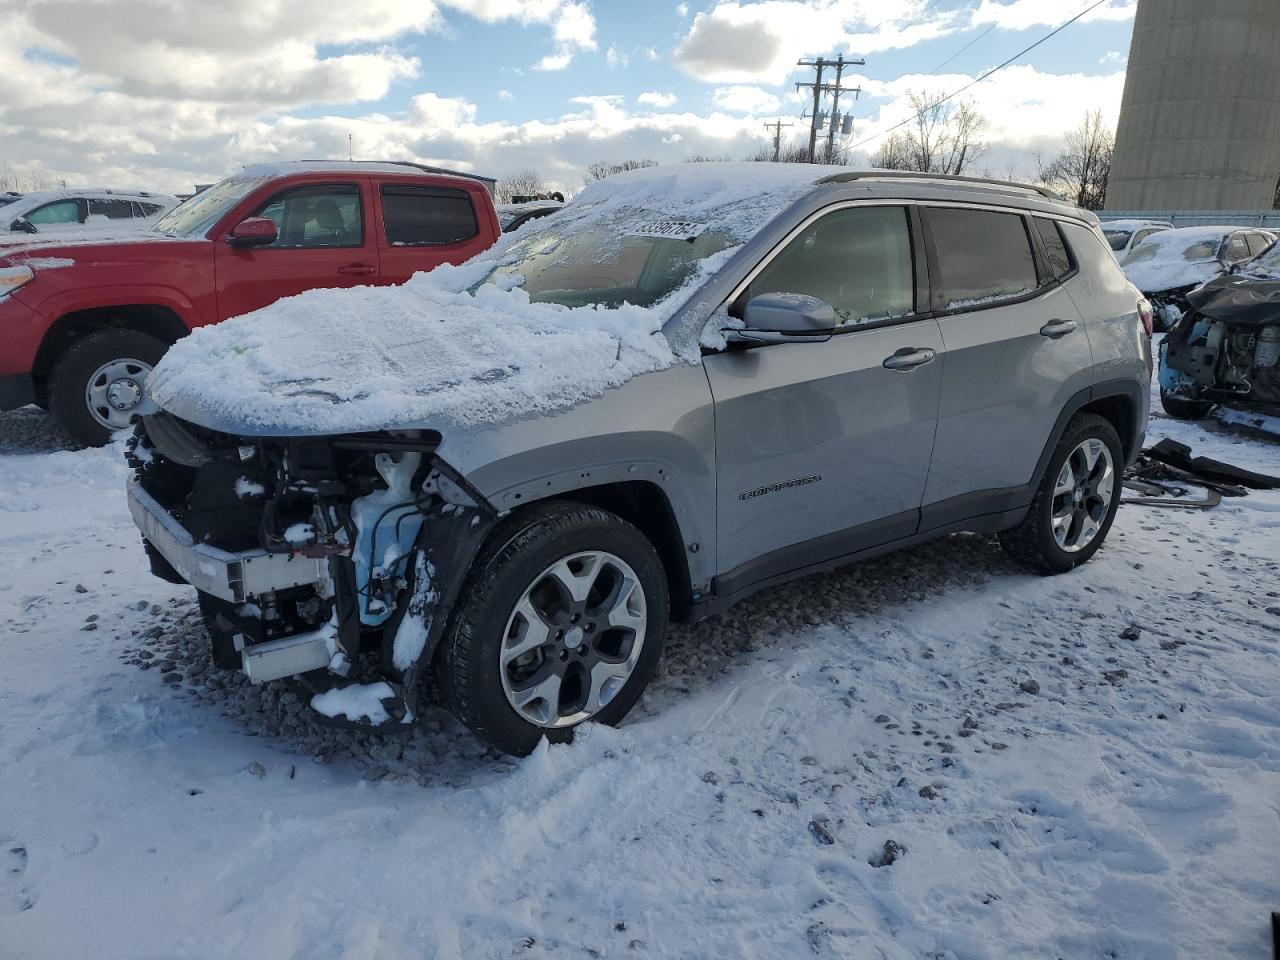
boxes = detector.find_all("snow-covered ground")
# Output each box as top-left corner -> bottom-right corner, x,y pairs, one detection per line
1,382 -> 1278,960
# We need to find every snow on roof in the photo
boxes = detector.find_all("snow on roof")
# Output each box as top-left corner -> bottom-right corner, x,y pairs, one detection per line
148,162 -> 840,436
1101,218 -> 1172,232
236,161 -> 493,184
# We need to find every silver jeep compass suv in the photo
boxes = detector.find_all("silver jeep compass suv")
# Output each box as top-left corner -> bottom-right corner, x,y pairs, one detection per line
126,164 -> 1152,756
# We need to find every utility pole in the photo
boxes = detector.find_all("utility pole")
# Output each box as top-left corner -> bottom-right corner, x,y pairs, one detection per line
796,54 -> 866,163
763,119 -> 794,161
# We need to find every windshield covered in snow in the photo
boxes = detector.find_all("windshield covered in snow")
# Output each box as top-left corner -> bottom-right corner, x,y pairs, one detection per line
478,214 -> 734,309
152,176 -> 270,239
1122,235 -> 1222,266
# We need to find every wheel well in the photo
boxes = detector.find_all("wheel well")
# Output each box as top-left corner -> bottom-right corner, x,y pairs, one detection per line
1079,393 -> 1137,461
32,305 -> 188,403
549,481 -> 696,622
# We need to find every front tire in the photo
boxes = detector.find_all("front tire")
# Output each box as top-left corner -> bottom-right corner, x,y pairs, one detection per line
437,502 -> 669,757
999,414 -> 1123,575
1159,389 -> 1213,420
47,329 -> 168,446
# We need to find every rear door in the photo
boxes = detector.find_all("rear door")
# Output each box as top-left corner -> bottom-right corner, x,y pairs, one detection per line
703,203 -> 944,591
921,205 -> 1094,526
214,180 -> 379,321
374,181 -> 492,284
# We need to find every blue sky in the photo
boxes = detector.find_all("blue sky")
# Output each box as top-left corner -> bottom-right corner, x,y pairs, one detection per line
0,0 -> 1137,193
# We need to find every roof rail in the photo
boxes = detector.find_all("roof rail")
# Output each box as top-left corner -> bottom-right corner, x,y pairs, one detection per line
819,170 -> 1065,202
295,159 -> 498,197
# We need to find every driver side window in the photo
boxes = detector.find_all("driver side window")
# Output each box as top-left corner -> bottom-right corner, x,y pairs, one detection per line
26,199 -> 85,226
251,183 -> 362,249
746,205 -> 915,327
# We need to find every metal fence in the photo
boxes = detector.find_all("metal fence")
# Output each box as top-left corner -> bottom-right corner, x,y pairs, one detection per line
1099,210 -> 1280,229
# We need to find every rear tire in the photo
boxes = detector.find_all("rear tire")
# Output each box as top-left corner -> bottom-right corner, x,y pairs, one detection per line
436,501 -> 668,757
1159,389 -> 1213,421
999,414 -> 1123,575
47,329 -> 168,447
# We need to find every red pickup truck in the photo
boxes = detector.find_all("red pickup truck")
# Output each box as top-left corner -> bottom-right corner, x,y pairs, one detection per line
0,161 -> 501,444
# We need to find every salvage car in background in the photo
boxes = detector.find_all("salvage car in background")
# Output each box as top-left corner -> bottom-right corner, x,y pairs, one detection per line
1121,225 -> 1276,330
497,198 -> 564,232
0,162 -> 500,445
1101,217 -> 1171,259
2,188 -> 177,237
125,165 -> 1150,756
1159,241 -> 1280,419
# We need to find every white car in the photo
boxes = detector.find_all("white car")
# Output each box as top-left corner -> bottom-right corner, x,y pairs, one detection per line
1100,218 -> 1172,259
3,189 -> 178,237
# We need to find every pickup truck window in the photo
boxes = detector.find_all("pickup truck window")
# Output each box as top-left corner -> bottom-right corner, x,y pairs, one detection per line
253,183 -> 363,249
381,185 -> 478,246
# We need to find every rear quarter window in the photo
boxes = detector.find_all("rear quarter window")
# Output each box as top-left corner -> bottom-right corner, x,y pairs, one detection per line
1033,217 -> 1074,280
927,207 -> 1037,309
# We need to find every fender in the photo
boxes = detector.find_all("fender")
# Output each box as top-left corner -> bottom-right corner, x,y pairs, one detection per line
34,284 -> 207,332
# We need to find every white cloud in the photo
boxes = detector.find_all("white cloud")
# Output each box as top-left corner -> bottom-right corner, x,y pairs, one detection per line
638,91 -> 679,108
712,85 -> 781,114
673,1 -> 959,84
498,88 -> 514,101
1099,49 -> 1126,65
606,44 -> 629,68
676,2 -> 689,15
970,0 -> 1136,30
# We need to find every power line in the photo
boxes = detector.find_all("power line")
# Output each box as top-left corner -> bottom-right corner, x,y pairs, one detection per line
850,0 -> 1110,151
927,22 -> 998,75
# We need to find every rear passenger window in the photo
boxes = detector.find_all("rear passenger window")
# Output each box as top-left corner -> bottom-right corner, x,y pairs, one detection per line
928,207 -> 1037,309
1224,234 -> 1250,262
1033,217 -> 1073,280
746,205 -> 915,327
88,198 -> 138,220
381,186 -> 478,245
1245,233 -> 1271,257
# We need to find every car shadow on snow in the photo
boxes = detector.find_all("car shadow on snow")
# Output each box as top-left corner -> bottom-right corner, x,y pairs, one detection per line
124,532 -> 1015,786
0,405 -> 80,455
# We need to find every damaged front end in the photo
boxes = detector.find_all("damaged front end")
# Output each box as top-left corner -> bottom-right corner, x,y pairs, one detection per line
1160,276 -> 1280,415
125,411 -> 497,726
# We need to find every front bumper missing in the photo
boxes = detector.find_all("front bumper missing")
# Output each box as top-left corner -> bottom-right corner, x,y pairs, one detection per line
126,476 -> 331,604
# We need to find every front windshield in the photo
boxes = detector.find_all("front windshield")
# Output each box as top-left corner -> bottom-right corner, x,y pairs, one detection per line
480,213 -> 733,309
1103,229 -> 1131,251
152,175 -> 270,239
1122,237 -> 1220,266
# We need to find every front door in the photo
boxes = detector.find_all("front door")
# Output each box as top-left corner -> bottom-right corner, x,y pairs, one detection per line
214,180 -> 380,321
703,204 -> 944,593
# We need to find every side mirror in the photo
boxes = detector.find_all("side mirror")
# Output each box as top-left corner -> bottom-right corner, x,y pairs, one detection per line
10,217 -> 36,234
727,292 -> 836,345
227,217 -> 278,249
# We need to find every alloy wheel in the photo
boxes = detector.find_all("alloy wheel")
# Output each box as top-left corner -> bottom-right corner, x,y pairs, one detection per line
499,550 -> 648,728
1050,438 -> 1115,553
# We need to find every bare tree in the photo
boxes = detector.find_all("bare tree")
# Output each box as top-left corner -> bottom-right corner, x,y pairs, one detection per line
0,162 -> 61,193
748,141 -> 834,164
583,158 -> 657,184
869,90 -> 986,175
684,153 -> 732,163
495,168 -> 545,204
1037,110 -> 1114,210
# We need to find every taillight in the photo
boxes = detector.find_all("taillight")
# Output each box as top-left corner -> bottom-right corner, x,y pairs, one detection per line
1137,298 -> 1153,336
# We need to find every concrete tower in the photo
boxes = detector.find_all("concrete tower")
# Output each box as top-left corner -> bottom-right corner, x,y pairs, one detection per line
1106,0 -> 1280,211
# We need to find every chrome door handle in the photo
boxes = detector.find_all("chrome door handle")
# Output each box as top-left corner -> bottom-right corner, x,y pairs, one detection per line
1039,318 -> 1077,338
882,347 -> 937,371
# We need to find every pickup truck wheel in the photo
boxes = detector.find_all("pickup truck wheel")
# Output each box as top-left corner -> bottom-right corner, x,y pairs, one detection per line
48,329 -> 168,446
437,502 -> 668,757
1159,389 -> 1214,421
998,413 -> 1123,575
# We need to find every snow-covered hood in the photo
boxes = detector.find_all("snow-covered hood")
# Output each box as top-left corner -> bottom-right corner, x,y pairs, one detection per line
146,268 -> 679,437
0,228 -> 192,263
1122,256 -> 1222,296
